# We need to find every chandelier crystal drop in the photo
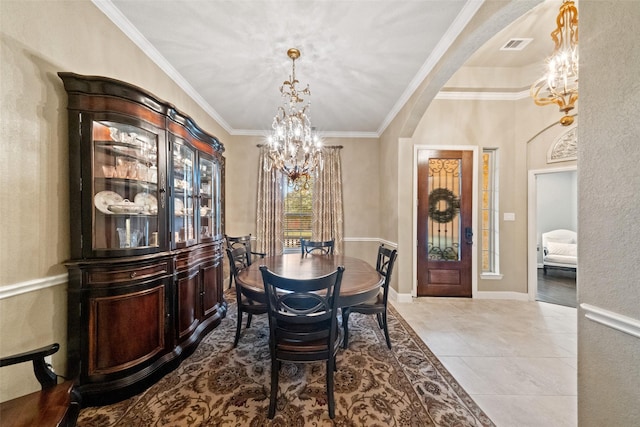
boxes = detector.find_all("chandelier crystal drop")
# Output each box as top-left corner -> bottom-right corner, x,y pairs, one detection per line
266,48 -> 322,186
530,0 -> 579,126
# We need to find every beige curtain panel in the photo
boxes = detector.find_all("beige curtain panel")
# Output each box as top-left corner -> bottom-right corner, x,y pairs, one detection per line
256,146 -> 285,256
312,146 -> 344,254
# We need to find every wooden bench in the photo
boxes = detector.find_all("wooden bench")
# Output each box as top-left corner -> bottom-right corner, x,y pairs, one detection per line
0,343 -> 79,427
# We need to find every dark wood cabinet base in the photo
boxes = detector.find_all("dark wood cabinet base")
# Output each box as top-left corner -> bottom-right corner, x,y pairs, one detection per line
75,304 -> 225,407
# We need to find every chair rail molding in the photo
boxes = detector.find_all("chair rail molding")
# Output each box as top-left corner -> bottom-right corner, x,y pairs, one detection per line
343,237 -> 398,248
0,274 -> 68,300
581,303 -> 640,340
0,241 -> 396,300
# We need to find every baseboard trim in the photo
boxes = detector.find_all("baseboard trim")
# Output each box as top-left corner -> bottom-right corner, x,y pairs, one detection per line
474,291 -> 530,300
390,289 -> 530,302
0,273 -> 68,300
389,287 -> 413,303
581,303 -> 640,340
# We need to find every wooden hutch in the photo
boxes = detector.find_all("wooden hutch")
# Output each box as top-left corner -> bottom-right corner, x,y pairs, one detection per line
59,72 -> 226,406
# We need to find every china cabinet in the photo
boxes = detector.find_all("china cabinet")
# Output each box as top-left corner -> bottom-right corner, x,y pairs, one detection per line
59,72 -> 226,406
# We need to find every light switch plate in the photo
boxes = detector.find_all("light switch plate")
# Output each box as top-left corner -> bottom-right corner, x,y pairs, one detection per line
504,212 -> 516,221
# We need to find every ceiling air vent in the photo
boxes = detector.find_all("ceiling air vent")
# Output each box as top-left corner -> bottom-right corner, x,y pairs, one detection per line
500,38 -> 533,51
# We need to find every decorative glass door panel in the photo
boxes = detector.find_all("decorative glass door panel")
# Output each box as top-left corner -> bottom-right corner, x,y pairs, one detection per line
417,150 -> 473,297
92,120 -> 160,251
427,159 -> 461,261
198,157 -> 214,242
173,139 -> 196,248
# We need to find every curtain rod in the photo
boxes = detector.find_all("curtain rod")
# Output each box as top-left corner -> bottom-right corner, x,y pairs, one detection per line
256,144 -> 343,149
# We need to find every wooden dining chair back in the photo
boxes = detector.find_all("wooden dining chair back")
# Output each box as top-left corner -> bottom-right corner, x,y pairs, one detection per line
342,245 -> 398,349
0,343 -> 80,427
226,246 -> 267,347
259,265 -> 345,419
300,238 -> 335,256
225,234 -> 265,288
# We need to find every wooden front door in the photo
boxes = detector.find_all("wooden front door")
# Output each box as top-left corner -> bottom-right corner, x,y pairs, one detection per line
417,149 -> 473,297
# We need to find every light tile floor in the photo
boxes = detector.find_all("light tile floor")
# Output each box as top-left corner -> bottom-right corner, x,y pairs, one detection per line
391,298 -> 577,427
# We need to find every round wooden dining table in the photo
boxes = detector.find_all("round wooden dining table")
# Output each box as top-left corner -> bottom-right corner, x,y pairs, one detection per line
235,253 -> 383,307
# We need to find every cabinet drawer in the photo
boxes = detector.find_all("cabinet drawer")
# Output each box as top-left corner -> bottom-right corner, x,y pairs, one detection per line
87,260 -> 171,285
174,244 -> 219,271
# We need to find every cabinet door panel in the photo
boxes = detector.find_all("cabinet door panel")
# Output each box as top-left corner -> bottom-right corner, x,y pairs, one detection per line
177,270 -> 199,339
89,285 -> 165,375
202,262 -> 221,317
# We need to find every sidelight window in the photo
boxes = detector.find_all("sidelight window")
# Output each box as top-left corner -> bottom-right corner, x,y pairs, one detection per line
481,149 -> 500,274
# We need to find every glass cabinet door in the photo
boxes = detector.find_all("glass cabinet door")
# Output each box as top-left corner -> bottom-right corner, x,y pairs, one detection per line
198,157 -> 214,242
92,121 -> 160,252
212,159 -> 222,239
172,139 -> 196,248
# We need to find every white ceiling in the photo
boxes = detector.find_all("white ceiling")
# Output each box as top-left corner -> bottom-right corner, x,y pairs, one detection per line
96,0 -> 561,138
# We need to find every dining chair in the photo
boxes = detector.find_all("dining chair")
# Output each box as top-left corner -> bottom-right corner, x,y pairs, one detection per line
260,264 -> 345,419
0,343 -> 80,427
226,246 -> 267,347
342,245 -> 398,349
225,234 -> 265,289
300,238 -> 335,256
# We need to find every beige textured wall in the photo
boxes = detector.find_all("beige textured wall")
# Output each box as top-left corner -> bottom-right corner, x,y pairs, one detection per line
410,95 -> 568,293
445,63 -> 541,91
412,99 -> 530,292
223,135 -> 262,237
377,109 -> 405,291
578,1 -> 640,425
0,0 -> 230,401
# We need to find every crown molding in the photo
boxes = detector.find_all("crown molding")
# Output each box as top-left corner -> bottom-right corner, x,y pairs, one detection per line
91,0 -> 233,134
230,129 -> 379,139
435,89 -> 530,101
377,0 -> 486,136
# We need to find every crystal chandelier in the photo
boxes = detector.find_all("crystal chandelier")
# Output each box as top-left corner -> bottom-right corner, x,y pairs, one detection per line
266,48 -> 322,185
530,0 -> 579,126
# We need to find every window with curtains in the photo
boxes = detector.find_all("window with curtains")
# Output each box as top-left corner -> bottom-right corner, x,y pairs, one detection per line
481,148 -> 500,274
283,177 -> 314,250
256,145 -> 343,256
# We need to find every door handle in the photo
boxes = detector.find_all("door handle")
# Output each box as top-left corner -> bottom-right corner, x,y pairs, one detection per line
465,227 -> 473,245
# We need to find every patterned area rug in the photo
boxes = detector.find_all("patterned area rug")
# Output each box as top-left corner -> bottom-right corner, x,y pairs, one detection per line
77,291 -> 494,426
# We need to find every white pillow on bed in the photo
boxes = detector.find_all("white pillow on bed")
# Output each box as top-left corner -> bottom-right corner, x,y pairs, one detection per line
547,241 -> 577,257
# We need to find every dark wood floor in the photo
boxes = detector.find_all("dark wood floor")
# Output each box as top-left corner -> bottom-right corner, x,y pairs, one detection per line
536,268 -> 577,308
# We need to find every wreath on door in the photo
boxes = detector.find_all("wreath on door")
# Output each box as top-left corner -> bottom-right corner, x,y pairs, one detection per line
428,188 -> 460,223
